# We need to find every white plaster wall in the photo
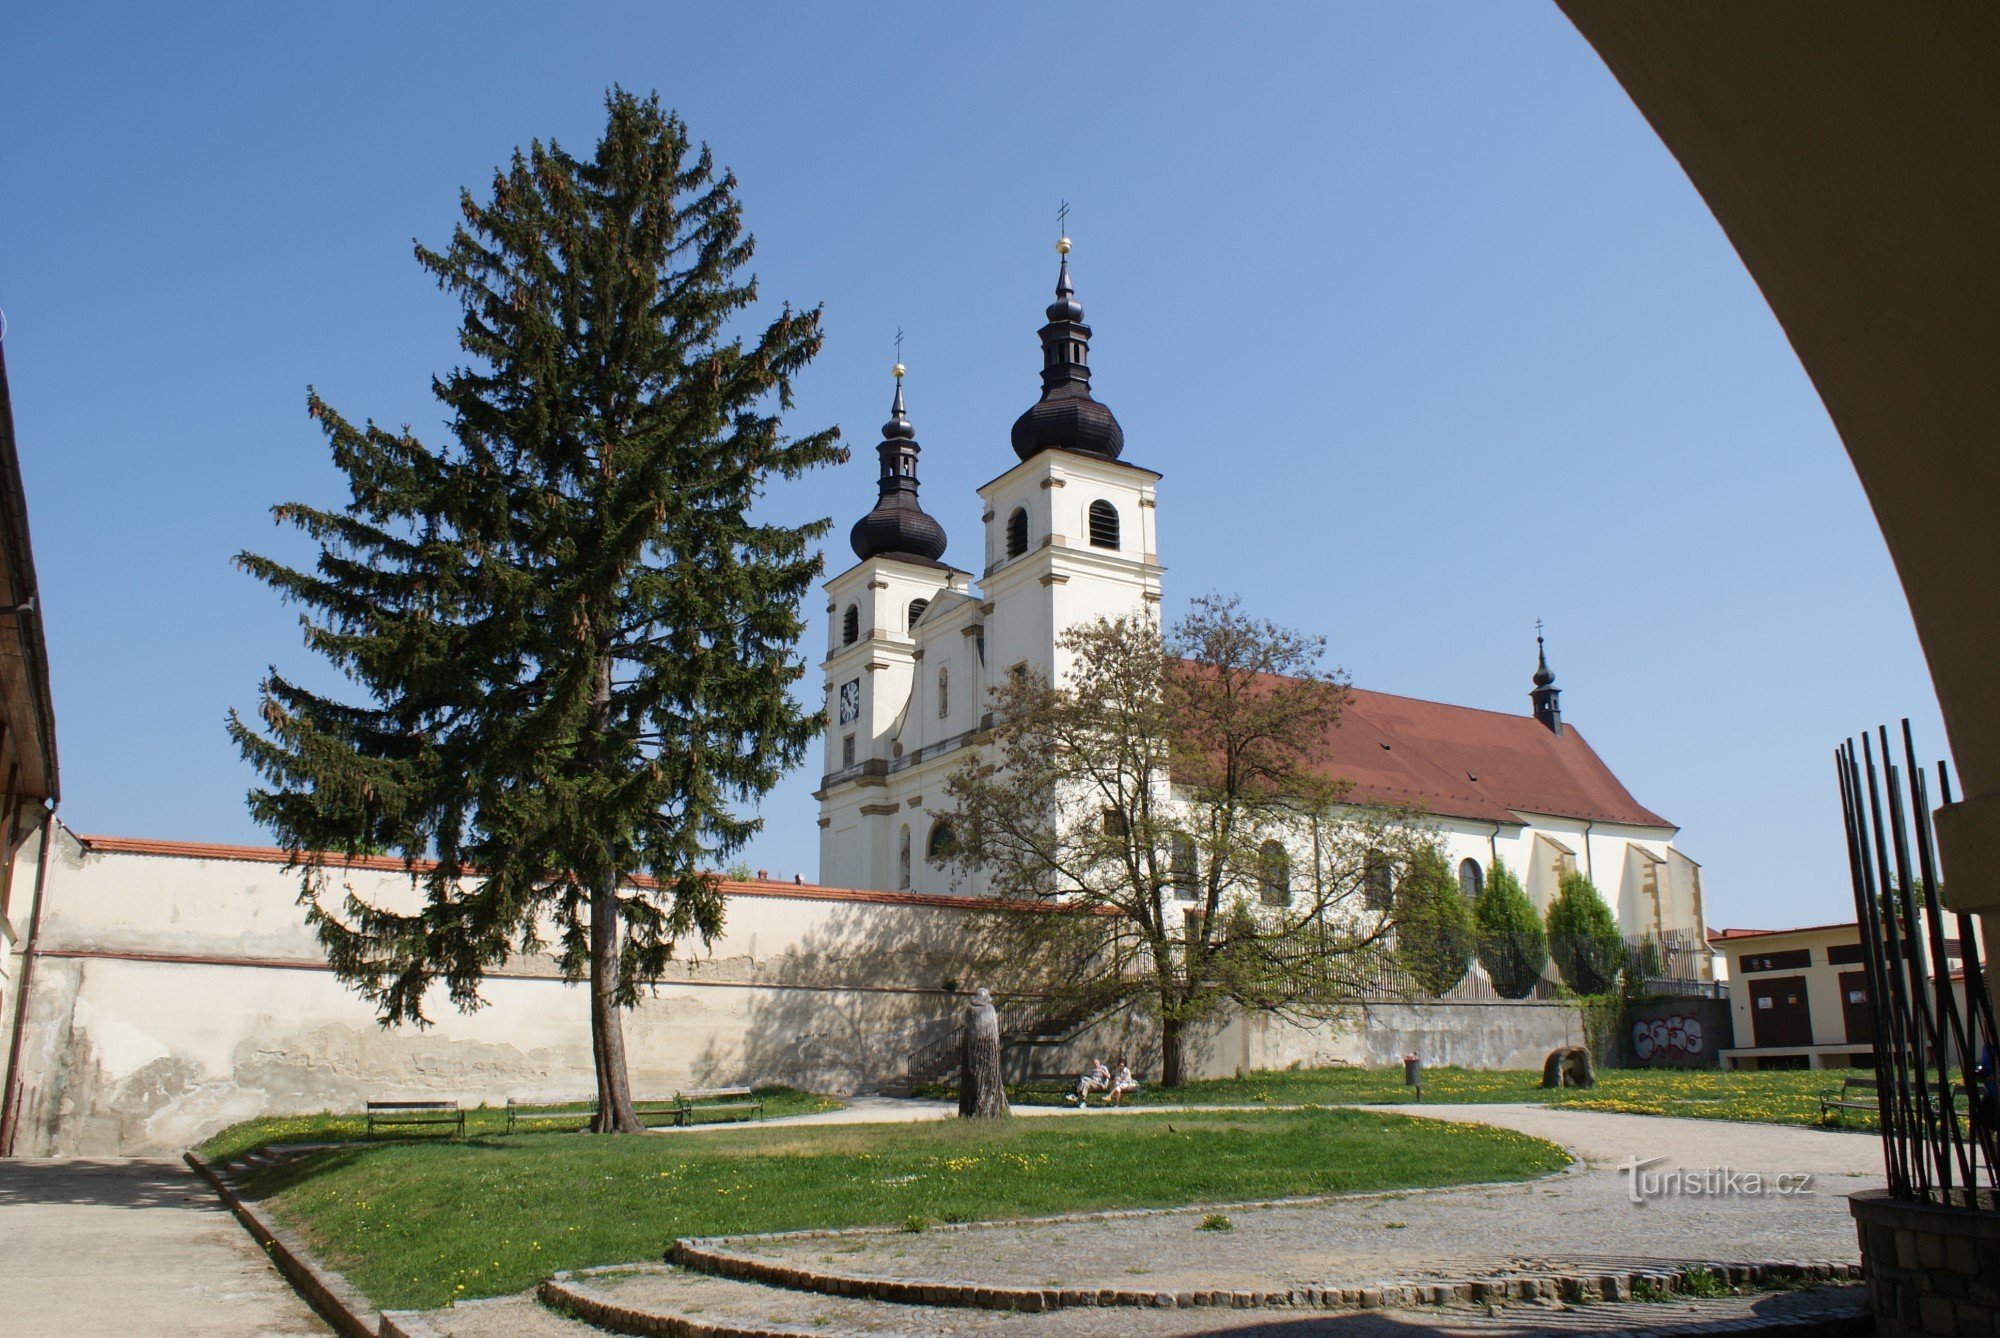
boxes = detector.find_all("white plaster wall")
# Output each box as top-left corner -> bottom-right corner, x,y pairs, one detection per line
6,832 -> 999,1155
7,827 -> 1607,1154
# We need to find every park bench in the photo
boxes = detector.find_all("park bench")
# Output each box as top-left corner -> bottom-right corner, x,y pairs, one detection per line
1817,1077 -> 1879,1122
504,1097 -> 683,1134
1032,1070 -> 1142,1105
1817,1075 -> 1981,1127
365,1099 -> 465,1139
676,1086 -> 765,1125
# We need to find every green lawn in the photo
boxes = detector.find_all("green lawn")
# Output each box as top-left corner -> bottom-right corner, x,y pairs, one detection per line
937,1065 -> 1868,1130
198,1086 -> 843,1164
231,1107 -> 1566,1311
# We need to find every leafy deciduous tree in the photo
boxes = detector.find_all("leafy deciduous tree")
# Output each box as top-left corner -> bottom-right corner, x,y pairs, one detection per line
943,595 -> 1426,1087
229,90 -> 840,1132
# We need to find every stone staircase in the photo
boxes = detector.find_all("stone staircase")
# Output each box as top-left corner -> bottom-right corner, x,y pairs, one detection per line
376,1250 -> 1872,1337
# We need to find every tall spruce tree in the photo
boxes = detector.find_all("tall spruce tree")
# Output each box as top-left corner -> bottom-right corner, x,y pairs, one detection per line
228,90 -> 840,1132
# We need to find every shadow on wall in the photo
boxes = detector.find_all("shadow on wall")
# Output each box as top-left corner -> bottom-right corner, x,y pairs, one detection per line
693,899 -> 1014,1092
705,898 -> 1243,1091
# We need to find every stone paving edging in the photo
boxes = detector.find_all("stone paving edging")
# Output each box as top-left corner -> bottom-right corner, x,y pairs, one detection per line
668,1153 -> 1586,1252
539,1270 -> 808,1338
182,1149 -> 380,1338
668,1236 -> 1862,1316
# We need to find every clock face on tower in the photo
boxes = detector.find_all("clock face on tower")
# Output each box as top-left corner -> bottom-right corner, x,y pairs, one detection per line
837,678 -> 861,725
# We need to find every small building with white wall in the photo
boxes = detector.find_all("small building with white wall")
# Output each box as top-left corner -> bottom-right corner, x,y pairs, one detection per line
1709,920 -> 1979,1070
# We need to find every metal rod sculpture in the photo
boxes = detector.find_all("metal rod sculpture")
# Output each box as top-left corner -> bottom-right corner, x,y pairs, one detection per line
1836,722 -> 1998,1206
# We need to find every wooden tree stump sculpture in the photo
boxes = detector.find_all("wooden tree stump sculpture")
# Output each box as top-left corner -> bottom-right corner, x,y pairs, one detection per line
959,987 -> 1011,1119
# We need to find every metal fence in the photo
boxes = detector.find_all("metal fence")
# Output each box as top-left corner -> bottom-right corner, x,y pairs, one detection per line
1836,722 -> 1998,1206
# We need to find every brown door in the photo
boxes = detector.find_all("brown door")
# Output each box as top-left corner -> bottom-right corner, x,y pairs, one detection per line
1840,970 -> 1874,1045
1750,974 -> 1813,1048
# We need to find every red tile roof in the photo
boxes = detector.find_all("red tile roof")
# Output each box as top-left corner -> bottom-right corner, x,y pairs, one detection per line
1306,686 -> 1673,829
74,834 -> 1032,911
1708,922 -> 1858,943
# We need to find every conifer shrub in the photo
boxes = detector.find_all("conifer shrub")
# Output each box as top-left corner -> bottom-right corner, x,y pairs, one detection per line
1473,858 -> 1547,999
1545,872 -> 1625,996
1393,847 -> 1476,997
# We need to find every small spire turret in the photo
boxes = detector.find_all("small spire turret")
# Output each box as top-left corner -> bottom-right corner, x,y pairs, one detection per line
1530,621 -> 1562,734
850,358 -> 948,563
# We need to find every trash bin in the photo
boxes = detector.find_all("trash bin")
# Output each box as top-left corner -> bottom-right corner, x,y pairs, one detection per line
1403,1053 -> 1423,1101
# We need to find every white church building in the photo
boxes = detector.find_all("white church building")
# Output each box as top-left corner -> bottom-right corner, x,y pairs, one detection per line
816,242 -> 1707,958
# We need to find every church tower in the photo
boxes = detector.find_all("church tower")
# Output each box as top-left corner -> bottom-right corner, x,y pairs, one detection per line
816,234 -> 1162,894
817,366 -> 970,888
978,237 -> 1164,687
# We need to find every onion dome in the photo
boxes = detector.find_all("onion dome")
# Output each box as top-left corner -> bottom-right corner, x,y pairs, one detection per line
850,367 -> 949,563
1009,238 -> 1124,462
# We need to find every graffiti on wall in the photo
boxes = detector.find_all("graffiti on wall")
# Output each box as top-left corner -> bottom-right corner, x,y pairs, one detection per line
1632,1013 -> 1704,1061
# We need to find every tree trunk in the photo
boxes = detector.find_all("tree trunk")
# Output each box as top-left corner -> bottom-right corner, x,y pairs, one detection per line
583,644 -> 643,1135
589,878 -> 644,1133
1159,1015 -> 1187,1089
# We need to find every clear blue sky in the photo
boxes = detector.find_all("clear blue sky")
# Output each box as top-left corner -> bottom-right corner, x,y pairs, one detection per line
0,2 -> 1946,932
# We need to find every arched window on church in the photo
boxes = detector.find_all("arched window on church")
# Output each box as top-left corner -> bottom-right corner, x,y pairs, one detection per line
908,597 -> 929,631
842,603 -> 859,645
1363,852 -> 1394,911
1087,499 -> 1120,550
898,825 -> 912,890
1458,858 -> 1484,900
1258,840 -> 1290,906
1171,834 -> 1199,900
937,664 -> 949,719
1006,507 -> 1029,558
927,819 -> 956,864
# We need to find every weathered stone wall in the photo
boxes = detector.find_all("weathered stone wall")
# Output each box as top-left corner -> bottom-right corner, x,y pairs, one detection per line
5,828 -> 1580,1154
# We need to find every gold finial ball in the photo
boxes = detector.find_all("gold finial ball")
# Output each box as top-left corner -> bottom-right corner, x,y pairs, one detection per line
892,362 -> 906,379
1056,236 -> 1072,255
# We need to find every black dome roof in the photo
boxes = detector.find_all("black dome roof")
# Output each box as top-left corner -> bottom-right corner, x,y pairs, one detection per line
851,496 -> 948,562
1011,383 -> 1124,461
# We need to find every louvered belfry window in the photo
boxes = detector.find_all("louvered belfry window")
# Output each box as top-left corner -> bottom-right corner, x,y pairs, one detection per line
1006,507 -> 1028,558
1087,500 -> 1119,550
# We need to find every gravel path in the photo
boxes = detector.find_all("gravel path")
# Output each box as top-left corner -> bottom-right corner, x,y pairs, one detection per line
718,1105 -> 1883,1297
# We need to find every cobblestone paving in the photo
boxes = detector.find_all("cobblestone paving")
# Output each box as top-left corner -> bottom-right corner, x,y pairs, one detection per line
413,1268 -> 1865,1336
717,1106 -> 1882,1300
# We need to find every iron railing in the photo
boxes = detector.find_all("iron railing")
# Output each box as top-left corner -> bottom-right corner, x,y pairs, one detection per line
1837,722 -> 1998,1207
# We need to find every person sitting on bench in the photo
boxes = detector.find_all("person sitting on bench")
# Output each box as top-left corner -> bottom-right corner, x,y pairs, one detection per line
1066,1058 -> 1111,1106
1107,1058 -> 1139,1107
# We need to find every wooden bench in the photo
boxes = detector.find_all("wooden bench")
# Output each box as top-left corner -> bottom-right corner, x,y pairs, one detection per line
1818,1076 -> 1980,1126
504,1097 -> 683,1134
365,1100 -> 465,1139
1032,1070 -> 1140,1105
675,1086 -> 765,1125
1817,1077 -> 1878,1121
